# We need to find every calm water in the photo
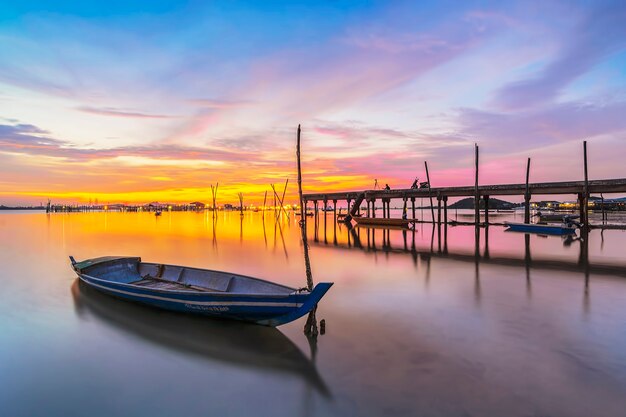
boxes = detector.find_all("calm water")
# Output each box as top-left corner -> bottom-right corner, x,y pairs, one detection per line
1,211 -> 625,417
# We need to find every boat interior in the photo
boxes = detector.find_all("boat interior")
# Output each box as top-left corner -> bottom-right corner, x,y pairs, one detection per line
80,257 -> 295,295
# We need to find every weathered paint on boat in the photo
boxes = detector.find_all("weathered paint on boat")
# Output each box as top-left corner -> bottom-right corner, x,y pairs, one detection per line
70,256 -> 332,327
504,222 -> 577,235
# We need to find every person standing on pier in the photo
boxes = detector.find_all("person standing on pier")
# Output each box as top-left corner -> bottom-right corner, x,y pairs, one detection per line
411,178 -> 419,189
374,179 -> 379,190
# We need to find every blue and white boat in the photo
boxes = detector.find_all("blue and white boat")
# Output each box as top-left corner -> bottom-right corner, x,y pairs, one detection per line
70,256 -> 332,326
504,221 -> 577,235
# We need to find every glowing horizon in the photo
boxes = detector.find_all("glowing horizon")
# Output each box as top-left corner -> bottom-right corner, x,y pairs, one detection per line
1,1 -> 625,205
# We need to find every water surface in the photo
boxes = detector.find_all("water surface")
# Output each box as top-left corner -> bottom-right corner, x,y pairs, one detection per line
1,211 -> 625,416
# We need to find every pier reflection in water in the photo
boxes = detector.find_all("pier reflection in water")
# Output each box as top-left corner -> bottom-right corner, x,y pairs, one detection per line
1,210 -> 626,417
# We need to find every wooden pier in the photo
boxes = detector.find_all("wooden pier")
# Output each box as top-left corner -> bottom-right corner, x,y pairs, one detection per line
303,179 -> 626,227
302,142 -> 626,228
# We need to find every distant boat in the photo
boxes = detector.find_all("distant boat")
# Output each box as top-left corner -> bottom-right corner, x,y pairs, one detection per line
504,222 -> 577,235
69,256 -> 333,327
353,216 -> 410,228
295,212 -> 314,217
538,213 -> 579,222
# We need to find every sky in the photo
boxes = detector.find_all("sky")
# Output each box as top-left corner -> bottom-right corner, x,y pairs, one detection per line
0,0 -> 625,205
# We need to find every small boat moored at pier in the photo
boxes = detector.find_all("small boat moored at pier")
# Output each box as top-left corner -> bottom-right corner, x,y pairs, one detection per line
69,256 -> 333,327
504,221 -> 577,235
353,216 -> 410,228
537,212 -> 579,222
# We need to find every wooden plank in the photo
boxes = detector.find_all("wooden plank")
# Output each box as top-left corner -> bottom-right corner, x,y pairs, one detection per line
303,178 -> 626,201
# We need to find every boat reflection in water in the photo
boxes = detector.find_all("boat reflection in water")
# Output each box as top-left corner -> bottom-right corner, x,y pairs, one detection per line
71,279 -> 330,396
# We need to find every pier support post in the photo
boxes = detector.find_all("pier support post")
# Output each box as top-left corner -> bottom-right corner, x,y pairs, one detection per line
578,193 -> 586,226
583,141 -> 589,229
474,144 -> 480,227
323,199 -> 328,230
524,157 -> 531,224
425,161 -> 435,223
443,196 -> 448,225
402,198 -> 408,220
437,196 -> 442,224
372,199 -> 376,218
484,195 -> 490,226
411,197 -> 416,220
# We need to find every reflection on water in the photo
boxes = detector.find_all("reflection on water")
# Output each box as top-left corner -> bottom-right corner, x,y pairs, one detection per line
1,210 -> 626,417
71,280 -> 329,396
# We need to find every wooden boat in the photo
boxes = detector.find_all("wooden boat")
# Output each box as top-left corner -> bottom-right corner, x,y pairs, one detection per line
69,256 -> 333,326
538,213 -> 579,222
504,222 -> 577,235
353,216 -> 410,228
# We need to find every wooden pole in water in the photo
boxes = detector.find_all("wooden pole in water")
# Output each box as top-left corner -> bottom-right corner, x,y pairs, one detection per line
280,179 -> 289,217
271,184 -> 290,218
273,186 -> 277,214
402,198 -> 407,220
601,193 -> 605,223
443,196 -> 448,225
424,161 -> 435,223
474,144 -> 479,226
484,195 -> 490,225
437,196 -> 442,224
211,183 -> 219,211
262,190 -> 267,216
524,158 -> 531,224
296,125 -> 314,291
583,140 -> 589,227
238,192 -> 244,216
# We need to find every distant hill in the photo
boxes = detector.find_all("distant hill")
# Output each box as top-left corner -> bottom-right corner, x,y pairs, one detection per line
448,197 -> 515,210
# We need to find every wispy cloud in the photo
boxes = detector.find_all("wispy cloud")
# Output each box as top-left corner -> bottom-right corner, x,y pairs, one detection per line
493,2 -> 626,109
77,106 -> 176,119
187,98 -> 253,109
0,122 -> 255,163
458,99 -> 626,151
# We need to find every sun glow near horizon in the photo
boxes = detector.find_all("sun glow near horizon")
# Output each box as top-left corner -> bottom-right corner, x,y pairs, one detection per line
1,1 -> 625,206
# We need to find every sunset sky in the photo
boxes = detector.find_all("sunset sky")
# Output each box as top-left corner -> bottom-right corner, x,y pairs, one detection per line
1,1 -> 625,205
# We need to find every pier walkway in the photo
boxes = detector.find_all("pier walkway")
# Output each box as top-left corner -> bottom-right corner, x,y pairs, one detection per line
302,178 -> 626,227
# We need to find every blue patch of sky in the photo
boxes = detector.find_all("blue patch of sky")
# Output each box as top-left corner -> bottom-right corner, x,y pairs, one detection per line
562,49 -> 626,102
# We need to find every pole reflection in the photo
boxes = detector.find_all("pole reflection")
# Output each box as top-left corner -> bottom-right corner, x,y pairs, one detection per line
312,222 -> 622,304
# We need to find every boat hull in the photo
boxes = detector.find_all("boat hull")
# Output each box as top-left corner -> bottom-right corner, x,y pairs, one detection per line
75,264 -> 332,327
353,216 -> 410,228
504,222 -> 576,235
